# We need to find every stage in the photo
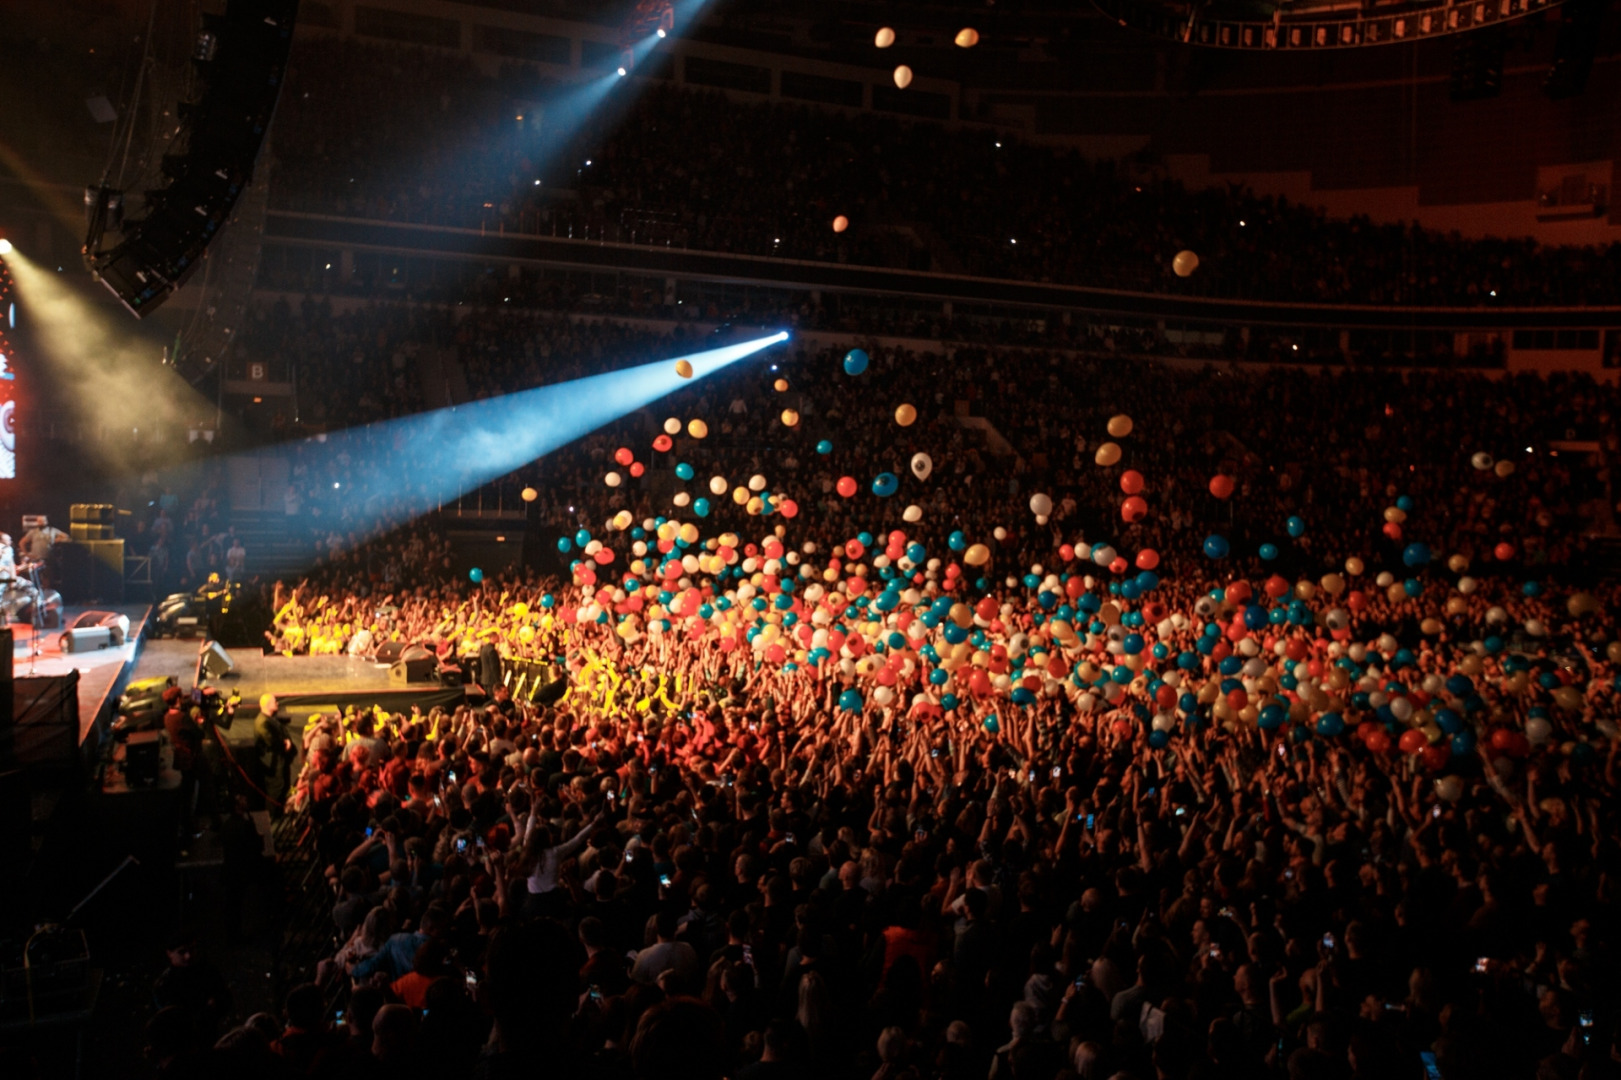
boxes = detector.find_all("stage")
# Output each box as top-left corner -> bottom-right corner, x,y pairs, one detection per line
9,604 -> 153,746
129,640 -> 472,733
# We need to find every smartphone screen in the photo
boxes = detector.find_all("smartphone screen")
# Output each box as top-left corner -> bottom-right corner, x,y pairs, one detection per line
1051,766 -> 1062,779
1086,814 -> 1095,829
1420,1052 -> 1441,1080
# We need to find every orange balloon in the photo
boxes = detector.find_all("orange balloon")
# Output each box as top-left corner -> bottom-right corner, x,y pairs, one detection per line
1208,474 -> 1235,499
1135,548 -> 1159,570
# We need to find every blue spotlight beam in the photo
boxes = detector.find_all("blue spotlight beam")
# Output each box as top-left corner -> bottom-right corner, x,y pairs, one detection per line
319,331 -> 788,518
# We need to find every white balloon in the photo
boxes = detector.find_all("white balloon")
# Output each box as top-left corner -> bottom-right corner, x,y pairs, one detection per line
710,476 -> 728,495
993,527 -> 1008,541
903,504 -> 923,523
1457,576 -> 1477,595
1470,451 -> 1494,471
1525,716 -> 1551,745
911,453 -> 933,480
1029,493 -> 1053,516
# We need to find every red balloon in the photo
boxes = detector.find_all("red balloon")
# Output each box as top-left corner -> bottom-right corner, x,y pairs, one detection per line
836,476 -> 857,498
1109,556 -> 1129,575
1420,745 -> 1450,771
1347,590 -> 1367,612
1398,728 -> 1428,755
1120,470 -> 1145,495
1489,727 -> 1514,750
1059,544 -> 1075,562
1494,542 -> 1515,561
779,499 -> 799,518
1155,684 -> 1177,709
1226,581 -> 1253,604
1135,549 -> 1160,571
614,447 -> 634,466
975,596 -> 999,621
629,461 -> 645,478
1264,575 -> 1291,600
652,434 -> 673,453
1208,474 -> 1235,499
845,539 -> 866,559
1364,731 -> 1391,753
1121,495 -> 1148,523
1382,521 -> 1402,541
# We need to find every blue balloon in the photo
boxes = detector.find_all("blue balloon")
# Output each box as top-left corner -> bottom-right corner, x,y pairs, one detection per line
982,714 -> 1000,733
1243,604 -> 1269,631
906,542 -> 927,564
1403,578 -> 1423,598
693,498 -> 711,517
1259,543 -> 1278,561
540,594 -> 554,609
469,567 -> 484,583
1315,711 -> 1345,737
1147,730 -> 1170,749
1396,495 -> 1415,512
1522,580 -> 1542,597
929,668 -> 949,686
1203,534 -> 1230,559
843,349 -> 869,375
575,529 -> 592,548
871,472 -> 899,497
1259,704 -> 1287,730
557,537 -> 573,553
1286,516 -> 1306,538
1010,687 -> 1036,706
816,439 -> 833,455
1402,543 -> 1431,567
941,693 -> 960,711
675,462 -> 695,481
1450,730 -> 1476,756
838,689 -> 863,712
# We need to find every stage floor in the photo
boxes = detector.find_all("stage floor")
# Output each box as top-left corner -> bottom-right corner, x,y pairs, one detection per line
9,604 -> 153,743
131,640 -> 469,736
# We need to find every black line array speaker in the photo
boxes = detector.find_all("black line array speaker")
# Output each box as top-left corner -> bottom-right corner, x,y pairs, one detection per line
88,1 -> 299,316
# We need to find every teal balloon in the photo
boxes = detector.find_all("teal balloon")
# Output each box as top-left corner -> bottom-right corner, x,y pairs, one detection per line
1286,516 -> 1306,538
816,439 -> 833,455
575,529 -> 592,548
675,462 -> 695,481
557,537 -> 573,553
1259,543 -> 1278,561
540,593 -> 555,609
1203,534 -> 1230,559
838,689 -> 864,712
871,472 -> 899,497
693,498 -> 711,517
949,531 -> 967,552
469,567 -> 484,583
843,349 -> 869,375
982,715 -> 1000,734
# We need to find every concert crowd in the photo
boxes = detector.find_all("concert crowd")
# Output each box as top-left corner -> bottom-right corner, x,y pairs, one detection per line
133,313 -> 1621,1080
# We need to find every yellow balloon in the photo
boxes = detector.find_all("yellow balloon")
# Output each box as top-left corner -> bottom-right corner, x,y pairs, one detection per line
781,409 -> 800,427
688,419 -> 708,439
773,378 -> 789,392
732,486 -> 749,505
875,26 -> 895,47
1106,414 -> 1133,438
832,215 -> 849,233
520,486 -> 538,502
954,27 -> 980,47
964,543 -> 991,567
513,602 -> 530,618
1094,442 -> 1122,466
893,64 -> 913,89
895,403 -> 917,427
1172,250 -> 1199,277
675,359 -> 693,378
678,523 -> 700,545
1344,557 -> 1364,576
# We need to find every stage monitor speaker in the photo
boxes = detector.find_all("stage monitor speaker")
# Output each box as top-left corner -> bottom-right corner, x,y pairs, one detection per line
438,664 -> 464,688
400,643 -> 435,663
199,640 -> 234,680
375,640 -> 407,664
69,503 -> 114,524
390,657 -> 437,685
70,523 -> 114,542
